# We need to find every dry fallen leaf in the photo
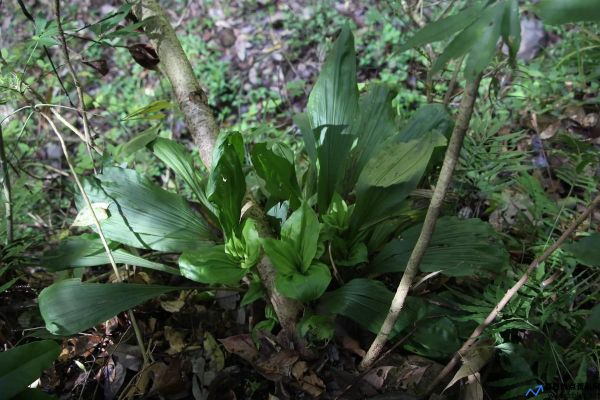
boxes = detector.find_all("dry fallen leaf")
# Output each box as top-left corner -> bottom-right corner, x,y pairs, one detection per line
540,121 -> 561,139
445,342 -> 495,391
71,203 -> 110,227
160,291 -> 188,313
164,326 -> 187,355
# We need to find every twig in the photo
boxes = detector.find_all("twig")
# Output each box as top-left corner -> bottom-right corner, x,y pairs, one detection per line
0,125 -> 13,243
426,193 -> 600,394
40,112 -> 150,367
359,73 -> 483,371
443,56 -> 464,106
53,0 -> 97,174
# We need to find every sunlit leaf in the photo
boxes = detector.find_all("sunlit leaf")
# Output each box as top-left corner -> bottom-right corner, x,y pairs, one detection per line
307,25 -> 358,129
80,168 -> 213,252
179,245 -> 245,285
40,234 -> 179,275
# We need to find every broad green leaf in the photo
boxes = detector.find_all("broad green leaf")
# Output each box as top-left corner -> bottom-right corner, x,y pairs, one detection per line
351,132 -> 444,231
346,84 -> 398,188
150,138 -> 215,216
251,142 -> 301,206
261,238 -> 300,276
240,279 -> 265,306
281,202 -> 321,272
0,340 -> 60,399
294,113 -> 317,163
584,304 -> 600,331
563,233 -> 600,267
357,133 -> 446,189
536,0 -> 600,24
275,262 -> 331,302
117,126 -> 159,157
404,316 -> 461,358
179,246 -> 245,285
241,219 -> 261,269
316,125 -> 355,211
395,104 -> 454,143
318,279 -> 425,337
369,217 -> 508,276
463,3 -> 504,81
307,25 -> 358,129
81,167 -> 213,252
0,277 -> 18,294
40,235 -> 180,275
398,2 -> 484,52
298,314 -> 335,344
432,3 -> 504,77
39,279 -> 177,335
207,132 -> 246,238
501,0 -> 521,62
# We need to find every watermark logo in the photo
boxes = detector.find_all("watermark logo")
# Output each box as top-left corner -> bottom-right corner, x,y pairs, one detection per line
525,385 -> 544,397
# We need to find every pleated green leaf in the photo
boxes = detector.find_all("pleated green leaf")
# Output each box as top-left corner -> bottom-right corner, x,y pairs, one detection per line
39,279 -> 177,335
345,84 -> 398,188
316,125 -> 355,211
536,0 -> 600,24
179,245 -> 245,285
207,132 -> 246,239
80,167 -> 212,252
357,132 -> 446,189
563,233 -> 600,267
369,217 -> 508,276
501,0 -> 521,62
251,142 -> 301,207
0,340 -> 60,399
41,234 -> 180,275
150,137 -> 215,216
318,279 -> 425,337
307,25 -> 358,129
281,202 -> 321,272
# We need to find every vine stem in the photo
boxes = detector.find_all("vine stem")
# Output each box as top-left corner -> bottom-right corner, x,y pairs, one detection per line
426,192 -> 600,394
40,112 -> 150,367
359,74 -> 483,371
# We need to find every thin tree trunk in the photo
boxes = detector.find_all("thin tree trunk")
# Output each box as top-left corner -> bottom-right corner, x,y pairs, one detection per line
134,0 -> 217,169
360,74 -> 483,370
135,0 -> 305,348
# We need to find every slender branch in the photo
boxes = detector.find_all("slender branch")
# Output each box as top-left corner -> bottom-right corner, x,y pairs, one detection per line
427,193 -> 600,394
53,0 -> 97,173
134,0 -> 217,169
40,112 -> 149,366
359,74 -> 483,371
0,125 -> 13,244
443,56 -> 464,106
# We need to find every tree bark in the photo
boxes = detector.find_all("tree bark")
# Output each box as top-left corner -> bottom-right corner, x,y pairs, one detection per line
134,0 -> 217,169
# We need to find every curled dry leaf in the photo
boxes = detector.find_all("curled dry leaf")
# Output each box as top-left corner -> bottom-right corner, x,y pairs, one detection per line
539,121 -> 561,140
444,341 -> 495,391
160,291 -> 188,313
164,325 -> 187,355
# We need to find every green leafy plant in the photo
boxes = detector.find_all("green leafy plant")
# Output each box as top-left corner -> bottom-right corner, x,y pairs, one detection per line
38,26 -> 508,357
